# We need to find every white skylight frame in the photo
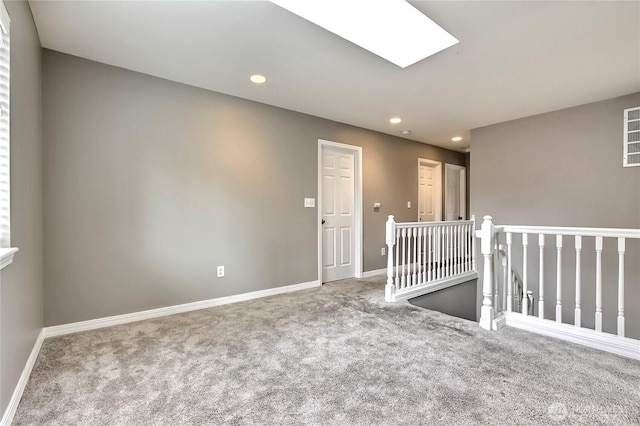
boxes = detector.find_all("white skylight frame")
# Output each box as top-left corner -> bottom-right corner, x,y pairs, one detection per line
269,0 -> 458,68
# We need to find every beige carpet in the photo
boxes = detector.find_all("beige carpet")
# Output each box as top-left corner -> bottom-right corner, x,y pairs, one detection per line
13,277 -> 640,425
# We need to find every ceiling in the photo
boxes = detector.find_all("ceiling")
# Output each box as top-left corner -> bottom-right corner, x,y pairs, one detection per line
28,1 -> 640,151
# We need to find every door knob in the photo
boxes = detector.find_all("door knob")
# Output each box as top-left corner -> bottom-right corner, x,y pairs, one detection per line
321,219 -> 326,224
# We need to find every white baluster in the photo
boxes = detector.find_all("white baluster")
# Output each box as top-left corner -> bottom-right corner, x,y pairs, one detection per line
595,236 -> 603,332
538,234 -> 545,319
456,225 -> 460,274
417,227 -> 423,284
446,225 -> 453,277
617,237 -> 625,337
450,225 -> 454,277
401,228 -> 406,289
454,225 -> 458,275
479,216 -> 495,330
395,231 -> 400,287
468,223 -> 472,272
449,225 -> 456,276
413,228 -> 421,285
452,225 -> 456,276
460,224 -> 464,273
500,239 -> 508,312
412,227 -> 417,286
427,227 -> 432,282
464,223 -> 468,272
456,225 -> 462,274
406,228 -> 413,287
506,232 -> 513,313
436,226 -> 441,280
522,233 -> 529,316
556,235 -> 563,323
442,225 -> 447,278
471,215 -> 477,272
385,215 -> 396,302
436,226 -> 444,279
422,227 -> 428,283
574,235 -> 582,327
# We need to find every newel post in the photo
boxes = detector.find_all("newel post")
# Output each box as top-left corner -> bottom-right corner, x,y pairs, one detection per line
385,215 -> 396,302
479,215 -> 495,330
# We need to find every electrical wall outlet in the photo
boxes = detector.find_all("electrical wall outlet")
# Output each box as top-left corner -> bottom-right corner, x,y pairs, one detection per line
217,266 -> 225,278
381,247 -> 386,256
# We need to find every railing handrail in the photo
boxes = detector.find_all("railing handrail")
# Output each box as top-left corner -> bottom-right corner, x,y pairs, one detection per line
395,219 -> 474,229
494,225 -> 640,239
385,215 -> 476,302
476,215 -> 640,359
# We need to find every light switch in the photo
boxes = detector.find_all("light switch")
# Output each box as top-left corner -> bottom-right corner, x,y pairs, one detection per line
407,201 -> 411,208
373,203 -> 381,209
304,198 -> 316,208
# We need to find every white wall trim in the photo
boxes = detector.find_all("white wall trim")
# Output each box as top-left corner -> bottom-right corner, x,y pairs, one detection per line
505,311 -> 640,360
44,280 -> 320,338
0,247 -> 18,270
318,139 -> 363,284
1,329 -> 44,426
361,268 -> 386,278
391,271 -> 478,302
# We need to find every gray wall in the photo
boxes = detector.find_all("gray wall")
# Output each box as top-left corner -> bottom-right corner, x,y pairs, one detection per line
43,51 -> 466,326
1,0 -> 43,415
471,92 -> 640,339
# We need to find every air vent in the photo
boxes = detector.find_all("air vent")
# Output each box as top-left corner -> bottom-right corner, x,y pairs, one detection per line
624,107 -> 640,167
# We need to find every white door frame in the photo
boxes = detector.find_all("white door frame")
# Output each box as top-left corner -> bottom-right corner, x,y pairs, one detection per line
417,158 -> 442,222
445,163 -> 466,220
318,139 -> 363,284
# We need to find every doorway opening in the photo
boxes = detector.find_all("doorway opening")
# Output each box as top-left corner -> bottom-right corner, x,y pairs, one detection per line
418,158 -> 442,222
445,163 -> 467,220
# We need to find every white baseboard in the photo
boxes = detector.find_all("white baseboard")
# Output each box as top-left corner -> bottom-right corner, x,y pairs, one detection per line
504,312 -> 640,360
44,280 -> 320,338
1,329 -> 45,426
391,271 -> 478,302
361,268 -> 386,278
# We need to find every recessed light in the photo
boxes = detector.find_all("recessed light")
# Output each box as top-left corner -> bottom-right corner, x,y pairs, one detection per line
250,74 -> 267,84
269,0 -> 458,68
390,117 -> 402,124
451,136 -> 462,142
401,130 -> 411,135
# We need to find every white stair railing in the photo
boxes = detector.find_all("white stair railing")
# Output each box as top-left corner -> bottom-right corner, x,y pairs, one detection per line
477,215 -> 640,360
385,216 -> 477,302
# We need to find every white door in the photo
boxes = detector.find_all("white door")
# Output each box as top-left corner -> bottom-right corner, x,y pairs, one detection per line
322,148 -> 355,282
445,164 -> 466,221
418,159 -> 442,222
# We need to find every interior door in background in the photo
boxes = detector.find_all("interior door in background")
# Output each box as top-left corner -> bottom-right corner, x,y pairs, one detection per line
418,159 -> 442,222
322,148 -> 355,282
445,164 -> 466,221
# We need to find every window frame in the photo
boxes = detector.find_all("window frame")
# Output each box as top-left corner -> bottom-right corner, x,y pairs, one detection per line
0,0 -> 16,269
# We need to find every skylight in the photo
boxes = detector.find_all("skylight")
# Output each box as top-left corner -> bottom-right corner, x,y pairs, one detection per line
269,0 -> 458,68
